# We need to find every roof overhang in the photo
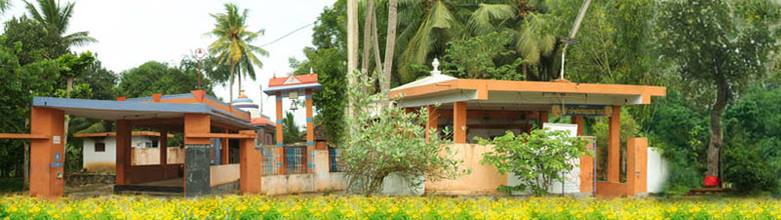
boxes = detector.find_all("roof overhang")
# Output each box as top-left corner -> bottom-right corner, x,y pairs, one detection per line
263,83 -> 322,96
33,97 -> 255,129
389,79 -> 666,108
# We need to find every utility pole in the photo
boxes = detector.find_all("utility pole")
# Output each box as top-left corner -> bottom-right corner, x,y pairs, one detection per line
558,0 -> 592,81
347,0 -> 359,118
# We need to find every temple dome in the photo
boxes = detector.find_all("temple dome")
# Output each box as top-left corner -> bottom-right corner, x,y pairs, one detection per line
232,90 -> 260,118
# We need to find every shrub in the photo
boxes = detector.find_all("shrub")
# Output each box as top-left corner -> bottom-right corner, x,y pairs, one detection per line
340,71 -> 462,195
479,129 -> 588,195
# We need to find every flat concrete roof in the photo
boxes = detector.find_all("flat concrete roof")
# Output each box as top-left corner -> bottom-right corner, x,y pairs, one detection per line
33,96 -> 254,129
390,78 -> 666,108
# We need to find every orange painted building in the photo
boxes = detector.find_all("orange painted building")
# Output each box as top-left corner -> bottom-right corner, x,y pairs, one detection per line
389,61 -> 665,197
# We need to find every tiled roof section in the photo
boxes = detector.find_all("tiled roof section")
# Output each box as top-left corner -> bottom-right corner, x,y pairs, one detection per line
251,116 -> 275,127
268,74 -> 318,88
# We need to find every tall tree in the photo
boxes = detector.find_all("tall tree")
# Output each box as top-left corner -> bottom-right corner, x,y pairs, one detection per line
657,0 -> 779,179
208,3 -> 268,102
347,0 -> 359,118
381,0 -> 398,94
23,0 -> 96,48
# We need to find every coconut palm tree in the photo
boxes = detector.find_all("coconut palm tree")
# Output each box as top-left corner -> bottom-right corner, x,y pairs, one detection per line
208,3 -> 268,102
395,0 -> 520,83
23,0 -> 96,48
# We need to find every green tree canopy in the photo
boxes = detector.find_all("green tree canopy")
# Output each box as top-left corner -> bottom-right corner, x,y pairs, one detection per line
116,61 -> 213,98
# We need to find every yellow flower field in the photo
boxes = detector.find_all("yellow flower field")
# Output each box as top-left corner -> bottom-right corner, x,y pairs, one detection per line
1,195 -> 779,220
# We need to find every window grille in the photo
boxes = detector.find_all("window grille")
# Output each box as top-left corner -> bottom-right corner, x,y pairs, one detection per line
328,147 -> 344,172
261,147 -> 277,176
94,142 -> 106,152
285,146 -> 307,174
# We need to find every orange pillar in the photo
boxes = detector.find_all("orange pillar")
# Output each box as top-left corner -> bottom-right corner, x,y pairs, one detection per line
607,106 -> 621,183
183,113 -> 211,196
426,105 -> 439,142
453,102 -> 467,144
573,115 -> 594,193
221,128 -> 229,165
275,93 -> 284,146
305,90 -> 315,173
160,129 -> 168,165
539,111 -> 549,128
274,93 -> 285,174
573,116 -> 585,136
626,137 -> 648,195
239,130 -> 262,194
115,120 -> 131,185
29,107 -> 65,199
184,114 -> 211,145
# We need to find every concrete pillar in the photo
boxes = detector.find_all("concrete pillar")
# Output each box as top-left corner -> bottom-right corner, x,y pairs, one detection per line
29,107 -> 65,199
115,120 -> 131,185
573,115 -> 594,193
426,105 -> 439,143
453,102 -> 467,144
305,90 -> 315,173
274,93 -> 286,175
573,116 -> 585,136
626,137 -> 648,195
160,129 -> 168,178
539,111 -> 549,128
607,106 -> 621,183
183,113 -> 211,197
275,93 -> 284,146
221,128 -> 229,165
239,130 -> 262,194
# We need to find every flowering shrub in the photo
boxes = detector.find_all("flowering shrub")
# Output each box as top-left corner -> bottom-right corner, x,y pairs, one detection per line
1,195 -> 780,219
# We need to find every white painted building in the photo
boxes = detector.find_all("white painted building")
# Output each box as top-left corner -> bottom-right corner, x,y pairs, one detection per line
75,131 -> 172,173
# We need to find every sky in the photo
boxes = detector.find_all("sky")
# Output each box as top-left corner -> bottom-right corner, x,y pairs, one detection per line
0,0 -> 336,126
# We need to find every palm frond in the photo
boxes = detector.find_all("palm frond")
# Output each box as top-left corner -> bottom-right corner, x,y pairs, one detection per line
467,3 -> 515,35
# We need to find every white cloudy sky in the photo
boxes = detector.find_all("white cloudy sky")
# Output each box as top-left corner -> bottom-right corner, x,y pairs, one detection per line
0,0 -> 336,126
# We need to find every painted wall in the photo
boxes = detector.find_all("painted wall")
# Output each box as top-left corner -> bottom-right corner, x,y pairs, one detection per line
210,164 -> 240,187
543,123 -> 581,194
646,147 -> 668,193
261,149 -> 346,195
82,136 -> 184,173
133,148 -> 185,165
424,144 -> 507,195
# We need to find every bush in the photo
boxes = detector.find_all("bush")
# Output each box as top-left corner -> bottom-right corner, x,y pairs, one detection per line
340,71 -> 462,195
646,92 -> 708,196
479,129 -> 588,195
722,86 -> 781,194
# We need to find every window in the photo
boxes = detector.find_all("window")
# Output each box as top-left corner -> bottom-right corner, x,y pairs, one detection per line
328,147 -> 343,172
261,147 -> 277,176
94,142 -> 106,152
284,146 -> 307,174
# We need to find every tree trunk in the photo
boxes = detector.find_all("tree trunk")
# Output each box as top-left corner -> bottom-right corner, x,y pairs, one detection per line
361,0 -> 375,75
238,70 -> 243,95
347,0 -> 359,118
229,65 -> 236,103
372,9 -> 383,78
381,0 -> 398,94
23,118 -> 29,189
706,77 -> 730,177
64,77 -> 73,169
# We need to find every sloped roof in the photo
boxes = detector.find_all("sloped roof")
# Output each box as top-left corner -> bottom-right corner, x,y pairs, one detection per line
251,116 -> 275,127
268,74 -> 318,88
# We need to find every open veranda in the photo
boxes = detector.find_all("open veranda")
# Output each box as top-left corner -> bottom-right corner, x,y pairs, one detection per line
1,195 -> 780,220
